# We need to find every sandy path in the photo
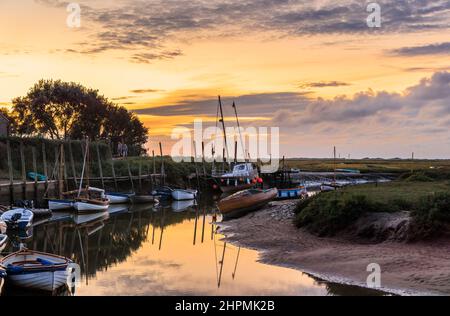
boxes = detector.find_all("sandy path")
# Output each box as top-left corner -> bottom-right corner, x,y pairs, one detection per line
219,201 -> 450,296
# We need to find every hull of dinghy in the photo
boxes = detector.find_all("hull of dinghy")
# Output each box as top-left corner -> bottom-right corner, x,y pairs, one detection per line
8,270 -> 69,292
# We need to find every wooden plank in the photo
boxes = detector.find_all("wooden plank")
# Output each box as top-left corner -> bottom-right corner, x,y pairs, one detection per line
95,143 -> 105,189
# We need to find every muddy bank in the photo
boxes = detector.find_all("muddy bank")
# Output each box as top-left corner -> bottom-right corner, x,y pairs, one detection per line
219,201 -> 450,296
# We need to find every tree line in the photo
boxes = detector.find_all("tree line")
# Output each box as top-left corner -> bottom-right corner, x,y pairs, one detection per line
1,80 -> 148,155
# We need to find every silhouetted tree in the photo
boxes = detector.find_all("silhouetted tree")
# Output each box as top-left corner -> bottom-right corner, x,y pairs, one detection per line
11,79 -> 149,153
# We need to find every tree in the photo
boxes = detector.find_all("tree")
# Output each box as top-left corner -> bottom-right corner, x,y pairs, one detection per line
11,79 -> 149,153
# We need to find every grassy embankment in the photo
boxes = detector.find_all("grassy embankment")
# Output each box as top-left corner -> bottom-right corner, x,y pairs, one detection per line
294,171 -> 450,240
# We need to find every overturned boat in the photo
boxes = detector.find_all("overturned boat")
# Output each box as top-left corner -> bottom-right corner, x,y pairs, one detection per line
218,188 -> 278,219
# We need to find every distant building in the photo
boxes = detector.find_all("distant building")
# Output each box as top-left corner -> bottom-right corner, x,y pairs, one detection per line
0,112 -> 10,137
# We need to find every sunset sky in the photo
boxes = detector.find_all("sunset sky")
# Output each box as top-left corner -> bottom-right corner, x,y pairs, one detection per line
1,0 -> 450,158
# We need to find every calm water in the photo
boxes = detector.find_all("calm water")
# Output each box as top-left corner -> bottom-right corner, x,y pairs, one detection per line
0,197 -> 383,296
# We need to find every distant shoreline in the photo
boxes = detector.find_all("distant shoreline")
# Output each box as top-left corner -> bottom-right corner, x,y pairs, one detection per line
219,200 -> 450,296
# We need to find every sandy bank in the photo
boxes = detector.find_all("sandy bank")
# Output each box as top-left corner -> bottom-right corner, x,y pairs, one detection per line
219,201 -> 450,296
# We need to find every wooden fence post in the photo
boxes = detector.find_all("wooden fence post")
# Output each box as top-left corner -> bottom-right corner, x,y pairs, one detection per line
20,141 -> 26,200
68,141 -> 78,187
107,143 -> 118,191
32,146 -> 38,203
42,142 -> 49,192
6,140 -> 14,205
95,143 -> 105,189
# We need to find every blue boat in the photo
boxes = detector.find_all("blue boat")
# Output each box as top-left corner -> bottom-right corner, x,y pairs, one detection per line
277,187 -> 307,200
152,186 -> 173,200
0,209 -> 34,230
27,172 -> 47,181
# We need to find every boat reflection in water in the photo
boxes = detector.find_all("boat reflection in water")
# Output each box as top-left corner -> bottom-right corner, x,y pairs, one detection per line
0,196 -> 386,296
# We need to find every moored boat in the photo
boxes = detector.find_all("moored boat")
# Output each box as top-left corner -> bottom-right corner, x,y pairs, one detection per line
0,209 -> 34,230
74,198 -> 109,212
217,188 -> 278,219
320,182 -> 343,192
106,192 -> 135,204
151,186 -> 173,199
277,186 -> 308,200
0,249 -> 72,292
48,199 -> 74,211
213,163 -> 259,194
27,172 -> 47,182
171,189 -> 197,201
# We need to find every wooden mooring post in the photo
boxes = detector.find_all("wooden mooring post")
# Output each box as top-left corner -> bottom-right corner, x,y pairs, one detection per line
159,142 -> 165,186
6,140 -> 14,205
107,143 -> 118,191
95,143 -> 105,189
68,141 -> 78,188
32,146 -> 38,203
42,142 -> 49,192
20,141 -> 26,200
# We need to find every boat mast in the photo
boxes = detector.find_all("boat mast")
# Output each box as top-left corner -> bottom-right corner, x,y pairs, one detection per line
333,146 -> 337,184
218,96 -> 230,169
232,101 -> 247,162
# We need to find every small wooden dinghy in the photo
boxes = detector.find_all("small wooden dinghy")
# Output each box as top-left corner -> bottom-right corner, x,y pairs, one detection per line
218,188 -> 278,219
0,249 -> 72,292
171,189 -> 198,201
106,192 -> 135,204
0,209 -> 34,230
131,195 -> 159,204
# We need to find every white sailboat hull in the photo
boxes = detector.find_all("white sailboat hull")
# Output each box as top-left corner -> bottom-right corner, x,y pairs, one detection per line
171,190 -> 197,201
106,194 -> 131,204
48,200 -> 74,211
74,201 -> 109,212
9,270 -> 69,292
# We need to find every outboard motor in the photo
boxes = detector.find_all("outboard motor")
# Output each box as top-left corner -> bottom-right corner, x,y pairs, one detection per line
10,213 -> 22,223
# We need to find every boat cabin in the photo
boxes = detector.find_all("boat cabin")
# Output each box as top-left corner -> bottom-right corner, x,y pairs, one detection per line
222,163 -> 258,178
